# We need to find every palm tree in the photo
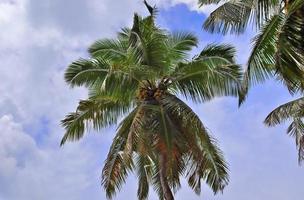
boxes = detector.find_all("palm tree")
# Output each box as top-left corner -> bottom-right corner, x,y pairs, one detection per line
199,0 -> 304,163
199,0 -> 304,100
61,2 -> 242,199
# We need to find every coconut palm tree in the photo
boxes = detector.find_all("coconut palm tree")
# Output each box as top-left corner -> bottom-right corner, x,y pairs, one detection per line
199,0 -> 304,101
199,0 -> 304,163
61,2 -> 242,199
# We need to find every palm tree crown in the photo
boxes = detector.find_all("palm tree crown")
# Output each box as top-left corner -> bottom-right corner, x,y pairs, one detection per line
61,2 -> 242,199
199,0 -> 304,163
199,0 -> 304,100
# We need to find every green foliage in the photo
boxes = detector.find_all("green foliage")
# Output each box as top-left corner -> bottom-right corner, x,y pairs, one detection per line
200,0 -> 304,164
201,0 -> 304,99
265,97 -> 304,163
240,13 -> 284,103
61,1 -> 242,199
201,0 -> 280,34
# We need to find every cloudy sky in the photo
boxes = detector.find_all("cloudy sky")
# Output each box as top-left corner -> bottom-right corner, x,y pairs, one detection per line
0,0 -> 303,200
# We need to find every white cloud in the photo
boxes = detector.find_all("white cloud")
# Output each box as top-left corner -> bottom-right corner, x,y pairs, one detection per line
0,115 -> 100,200
166,0 -> 219,14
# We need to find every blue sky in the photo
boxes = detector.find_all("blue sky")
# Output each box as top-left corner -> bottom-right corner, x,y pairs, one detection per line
0,0 -> 303,200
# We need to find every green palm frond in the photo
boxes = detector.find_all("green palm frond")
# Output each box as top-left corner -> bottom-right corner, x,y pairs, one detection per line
264,97 -> 304,126
128,13 -> 168,71
135,154 -> 153,200
198,0 -> 222,6
171,56 -> 242,102
64,58 -> 110,87
198,43 -> 236,63
151,162 -> 165,200
264,97 -> 304,164
88,38 -> 128,59
202,0 -> 280,34
241,0 -> 304,103
101,107 -> 143,198
161,94 -> 229,193
64,56 -> 143,90
60,95 -> 131,146
165,32 -> 198,65
203,0 -> 252,34
240,13 -> 283,103
274,0 -> 304,92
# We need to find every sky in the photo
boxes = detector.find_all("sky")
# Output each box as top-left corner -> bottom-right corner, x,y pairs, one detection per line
0,0 -> 303,200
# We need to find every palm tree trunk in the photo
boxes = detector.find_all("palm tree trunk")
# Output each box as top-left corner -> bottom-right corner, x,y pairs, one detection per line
159,153 -> 174,200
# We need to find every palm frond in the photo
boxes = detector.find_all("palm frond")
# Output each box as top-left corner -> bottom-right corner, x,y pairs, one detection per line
202,0 -> 280,34
165,32 -> 198,64
135,154 -> 153,200
274,0 -> 304,93
64,58 -> 110,87
287,118 -> 304,164
240,0 -> 304,103
101,108 -> 138,199
264,97 -> 304,126
203,0 -> 252,34
151,162 -> 165,200
240,13 -> 284,104
128,13 -> 168,71
198,43 -> 236,63
160,94 -> 229,193
88,38 -> 128,59
171,56 -> 242,103
60,96 -> 130,146
265,96 -> 304,164
198,0 -> 222,6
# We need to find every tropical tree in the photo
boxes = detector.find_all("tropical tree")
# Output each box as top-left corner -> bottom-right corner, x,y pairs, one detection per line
199,0 -> 304,100
198,0 -> 304,162
61,2 -> 242,199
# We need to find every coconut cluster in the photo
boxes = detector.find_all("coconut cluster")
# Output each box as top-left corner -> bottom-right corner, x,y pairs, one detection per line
137,87 -> 166,101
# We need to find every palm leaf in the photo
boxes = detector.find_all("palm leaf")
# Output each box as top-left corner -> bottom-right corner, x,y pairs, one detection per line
274,0 -> 304,92
287,118 -> 304,164
203,0 -> 252,34
161,94 -> 229,193
60,96 -> 130,146
198,0 -> 222,6
171,56 -> 242,103
165,32 -> 198,65
202,0 -> 280,34
264,97 -> 304,126
64,58 -> 110,87
101,108 -> 139,198
198,43 -> 236,63
88,38 -> 128,59
135,154 -> 153,200
240,13 -> 284,103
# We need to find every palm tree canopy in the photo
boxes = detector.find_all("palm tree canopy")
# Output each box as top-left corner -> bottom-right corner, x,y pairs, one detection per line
199,0 -> 304,103
61,2 -> 242,199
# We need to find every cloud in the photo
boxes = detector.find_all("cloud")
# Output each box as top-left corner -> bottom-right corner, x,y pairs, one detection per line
0,1 -> 144,199
0,115 -> 99,200
166,0 -> 219,15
